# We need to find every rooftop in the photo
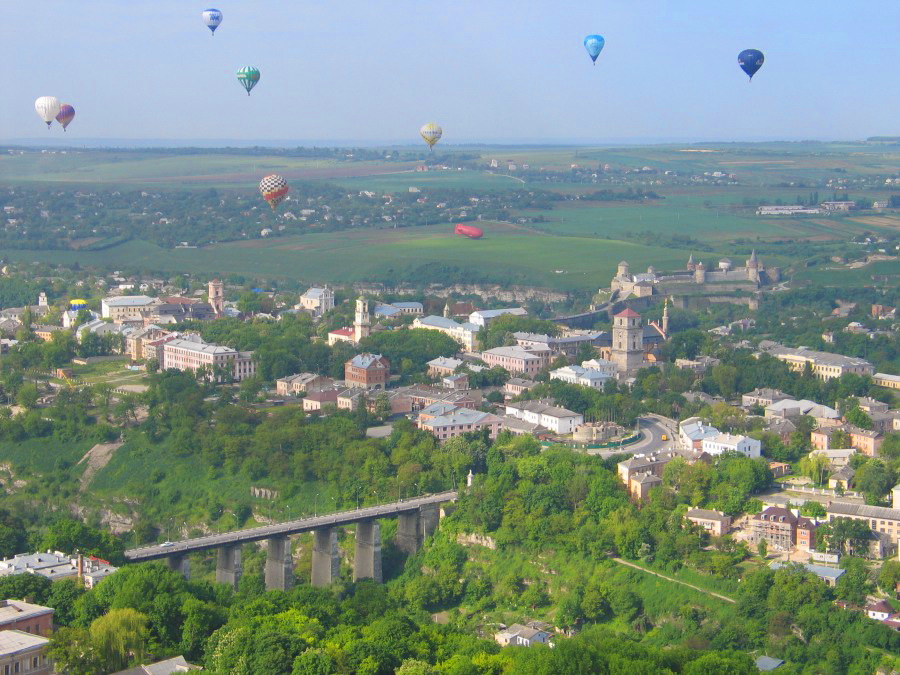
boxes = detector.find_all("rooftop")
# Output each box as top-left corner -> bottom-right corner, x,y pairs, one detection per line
0,600 -> 53,625
615,308 -> 641,318
102,295 -> 155,307
483,345 -> 545,360
686,508 -> 730,522
165,338 -> 235,356
0,630 -> 49,656
348,353 -> 388,369
769,561 -> 846,581
506,400 -> 581,419
827,502 -> 900,521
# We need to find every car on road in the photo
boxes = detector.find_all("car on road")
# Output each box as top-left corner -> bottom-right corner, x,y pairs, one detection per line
661,434 -> 668,441
160,541 -> 174,547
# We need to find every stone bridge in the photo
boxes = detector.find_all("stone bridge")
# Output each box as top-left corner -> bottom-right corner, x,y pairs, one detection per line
124,491 -> 458,591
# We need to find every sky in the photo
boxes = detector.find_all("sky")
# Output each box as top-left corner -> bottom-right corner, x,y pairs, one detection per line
2,1 -> 899,145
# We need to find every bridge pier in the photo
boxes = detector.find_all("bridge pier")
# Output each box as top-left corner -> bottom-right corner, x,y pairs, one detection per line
396,510 -> 420,554
265,535 -> 294,591
353,521 -> 382,583
216,544 -> 242,589
396,505 -> 440,554
311,528 -> 340,587
165,553 -> 190,580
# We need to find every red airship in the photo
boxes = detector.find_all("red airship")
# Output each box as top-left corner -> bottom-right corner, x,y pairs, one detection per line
455,224 -> 483,239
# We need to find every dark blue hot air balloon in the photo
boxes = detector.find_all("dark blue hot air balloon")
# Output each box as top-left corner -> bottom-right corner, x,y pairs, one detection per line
584,35 -> 605,65
738,49 -> 764,81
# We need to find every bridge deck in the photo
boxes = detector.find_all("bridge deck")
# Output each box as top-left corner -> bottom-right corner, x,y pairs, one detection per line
125,491 -> 457,561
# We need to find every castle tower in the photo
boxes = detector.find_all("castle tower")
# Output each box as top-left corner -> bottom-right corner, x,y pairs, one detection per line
616,260 -> 630,279
686,253 -> 696,272
354,297 -> 371,343
746,250 -> 760,283
208,279 -> 225,316
694,261 -> 706,284
611,308 -> 644,377
661,297 -> 669,337
38,292 -> 48,307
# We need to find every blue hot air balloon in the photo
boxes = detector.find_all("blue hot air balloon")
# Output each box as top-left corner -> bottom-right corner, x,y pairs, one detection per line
202,8 -> 223,35
584,34 -> 605,65
738,49 -> 764,81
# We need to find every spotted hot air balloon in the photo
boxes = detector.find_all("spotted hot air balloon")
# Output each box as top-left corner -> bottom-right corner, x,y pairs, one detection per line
56,104 -> 75,132
237,66 -> 260,96
420,123 -> 442,150
738,49 -> 765,81
202,8 -> 223,35
259,175 -> 289,211
34,97 -> 61,129
584,34 -> 605,65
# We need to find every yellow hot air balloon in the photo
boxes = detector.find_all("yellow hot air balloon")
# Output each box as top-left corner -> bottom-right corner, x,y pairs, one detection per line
419,123 -> 442,150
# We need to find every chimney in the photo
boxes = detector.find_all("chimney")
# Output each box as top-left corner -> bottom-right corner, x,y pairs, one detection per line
77,554 -> 84,580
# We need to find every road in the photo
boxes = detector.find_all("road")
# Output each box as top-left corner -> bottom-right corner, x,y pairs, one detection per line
587,413 -> 678,460
611,557 -> 736,604
125,491 -> 457,562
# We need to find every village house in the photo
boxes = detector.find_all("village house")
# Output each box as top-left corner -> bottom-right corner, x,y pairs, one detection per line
494,623 -> 553,648
549,363 -> 613,390
302,388 -> 342,412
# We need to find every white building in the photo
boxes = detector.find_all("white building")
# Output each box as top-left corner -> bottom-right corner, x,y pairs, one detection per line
468,307 -> 527,328
505,401 -> 583,435
701,433 -> 761,458
550,364 -> 612,390
297,287 -> 334,318
100,295 -> 155,322
679,416 -> 719,449
413,316 -> 480,351
580,358 -> 618,378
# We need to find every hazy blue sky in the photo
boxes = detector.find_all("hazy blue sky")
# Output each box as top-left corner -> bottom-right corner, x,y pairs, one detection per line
2,1 -> 898,144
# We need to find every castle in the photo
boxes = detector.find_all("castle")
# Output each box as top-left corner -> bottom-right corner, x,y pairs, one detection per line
609,251 -> 780,301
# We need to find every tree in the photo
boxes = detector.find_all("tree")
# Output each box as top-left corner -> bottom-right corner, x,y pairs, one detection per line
799,501 -> 826,519
711,364 -> 738,398
757,539 -> 768,559
799,453 -> 830,486
854,459 -> 895,501
48,626 -> 101,675
878,560 -> 900,594
90,608 -> 149,672
16,383 -> 39,409
372,392 -> 392,421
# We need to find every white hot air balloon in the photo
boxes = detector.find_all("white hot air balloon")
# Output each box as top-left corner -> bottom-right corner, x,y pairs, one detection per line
420,123 -> 442,150
35,97 -> 61,129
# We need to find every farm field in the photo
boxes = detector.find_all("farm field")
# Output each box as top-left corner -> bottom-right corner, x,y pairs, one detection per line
0,223 -> 697,290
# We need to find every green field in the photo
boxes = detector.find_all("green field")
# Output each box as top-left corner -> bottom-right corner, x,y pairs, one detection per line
0,223 -> 696,290
1,141 -> 897,290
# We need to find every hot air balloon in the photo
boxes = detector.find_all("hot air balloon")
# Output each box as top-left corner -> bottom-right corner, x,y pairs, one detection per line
202,8 -> 223,35
455,224 -> 483,239
259,175 -> 289,211
237,67 -> 260,96
420,123 -> 442,150
56,104 -> 75,132
738,49 -> 765,81
34,97 -> 61,129
584,34 -> 605,65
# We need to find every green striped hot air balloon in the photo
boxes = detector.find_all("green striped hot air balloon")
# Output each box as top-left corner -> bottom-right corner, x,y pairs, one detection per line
236,66 -> 260,96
